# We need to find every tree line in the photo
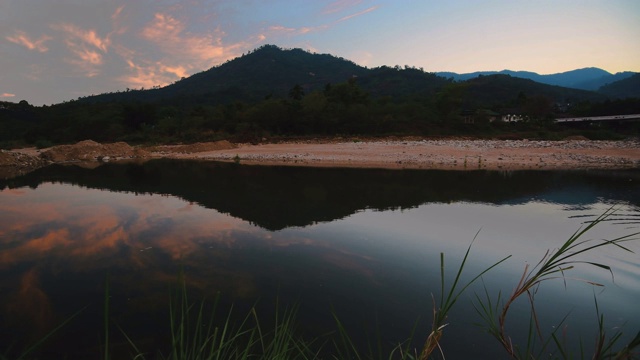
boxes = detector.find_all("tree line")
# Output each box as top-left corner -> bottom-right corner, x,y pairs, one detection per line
1,79 -> 639,149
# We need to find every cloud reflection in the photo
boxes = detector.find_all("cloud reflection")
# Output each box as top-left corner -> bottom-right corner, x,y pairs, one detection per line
0,183 -> 379,308
5,268 -> 54,339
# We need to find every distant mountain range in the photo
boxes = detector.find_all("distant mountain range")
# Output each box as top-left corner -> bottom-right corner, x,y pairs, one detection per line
436,68 -> 637,91
82,45 -> 637,106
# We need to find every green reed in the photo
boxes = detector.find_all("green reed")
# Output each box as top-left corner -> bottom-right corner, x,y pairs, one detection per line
474,207 -> 640,359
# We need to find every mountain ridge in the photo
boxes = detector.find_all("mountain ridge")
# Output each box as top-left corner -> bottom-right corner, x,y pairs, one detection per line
436,68 -> 637,91
80,45 -> 634,106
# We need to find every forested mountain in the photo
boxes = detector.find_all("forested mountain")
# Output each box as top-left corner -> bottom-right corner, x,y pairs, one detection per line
82,45 -> 455,105
437,68 -> 637,92
83,45 -> 370,104
1,45 -> 639,147
598,73 -> 640,99
461,74 -> 606,107
81,45 -> 612,106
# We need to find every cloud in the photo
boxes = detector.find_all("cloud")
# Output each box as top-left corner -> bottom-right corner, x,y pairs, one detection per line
51,23 -> 113,76
264,4 -> 377,40
120,59 -> 167,89
112,5 -> 125,22
337,6 -> 379,22
56,23 -> 110,52
159,64 -> 188,79
5,31 -> 52,52
349,50 -> 374,67
141,13 -> 235,62
67,44 -> 103,65
323,0 -> 364,14
0,93 -> 16,98
117,11 -> 250,89
267,24 -> 328,37
118,56 -> 187,89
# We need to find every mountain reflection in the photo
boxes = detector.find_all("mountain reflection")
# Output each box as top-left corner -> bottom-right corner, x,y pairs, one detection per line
1,160 -> 639,230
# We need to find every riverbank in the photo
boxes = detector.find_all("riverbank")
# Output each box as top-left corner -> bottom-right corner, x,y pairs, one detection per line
149,138 -> 640,171
2,138 -> 640,179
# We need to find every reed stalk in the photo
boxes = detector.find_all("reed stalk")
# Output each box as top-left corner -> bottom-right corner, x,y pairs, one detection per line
475,207 -> 640,359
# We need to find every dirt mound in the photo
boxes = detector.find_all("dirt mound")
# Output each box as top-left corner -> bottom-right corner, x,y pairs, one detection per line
40,140 -> 149,162
0,150 -> 49,179
148,140 -> 237,154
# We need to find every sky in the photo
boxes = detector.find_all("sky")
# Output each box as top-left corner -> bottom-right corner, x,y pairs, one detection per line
1,0 -> 639,106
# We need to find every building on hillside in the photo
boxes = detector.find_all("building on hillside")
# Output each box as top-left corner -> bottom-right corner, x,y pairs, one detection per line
500,108 -> 528,123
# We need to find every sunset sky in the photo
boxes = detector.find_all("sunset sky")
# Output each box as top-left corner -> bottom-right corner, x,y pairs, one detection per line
1,0 -> 639,105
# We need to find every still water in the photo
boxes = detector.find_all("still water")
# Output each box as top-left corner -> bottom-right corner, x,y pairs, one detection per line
1,160 -> 639,359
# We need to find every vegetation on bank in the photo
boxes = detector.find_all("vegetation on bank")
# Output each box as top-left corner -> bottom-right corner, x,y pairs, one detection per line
1,86 -> 638,150
3,210 -> 639,359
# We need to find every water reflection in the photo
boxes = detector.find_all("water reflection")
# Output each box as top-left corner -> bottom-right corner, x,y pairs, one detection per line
2,160 -> 639,230
0,161 -> 638,358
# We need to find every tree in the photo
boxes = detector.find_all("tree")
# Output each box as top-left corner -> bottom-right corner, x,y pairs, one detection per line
325,78 -> 369,107
435,83 -> 466,123
288,84 -> 305,101
523,95 -> 553,122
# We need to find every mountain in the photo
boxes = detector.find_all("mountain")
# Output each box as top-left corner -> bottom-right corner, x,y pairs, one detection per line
461,74 -> 606,107
598,73 -> 640,99
81,45 -> 615,107
5,44 -> 635,147
85,45 -> 370,104
83,45 -> 454,105
436,68 -> 637,91
574,71 -> 637,91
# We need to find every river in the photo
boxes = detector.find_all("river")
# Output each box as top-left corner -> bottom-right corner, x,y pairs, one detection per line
1,160 -> 639,359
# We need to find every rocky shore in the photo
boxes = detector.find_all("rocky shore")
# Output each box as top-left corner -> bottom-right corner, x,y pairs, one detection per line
160,139 -> 640,171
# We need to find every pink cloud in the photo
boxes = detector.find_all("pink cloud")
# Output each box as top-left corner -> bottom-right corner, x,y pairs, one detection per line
1,93 -> 16,98
120,59 -> 166,89
141,13 -> 236,62
5,31 -> 52,52
119,56 -> 189,89
51,23 -> 112,77
112,5 -> 125,22
118,11 -> 252,89
159,64 -> 188,78
55,23 -> 110,52
337,6 -> 379,22
62,40 -> 103,77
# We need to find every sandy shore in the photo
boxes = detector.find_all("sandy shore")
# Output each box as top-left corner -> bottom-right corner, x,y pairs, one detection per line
150,139 -> 640,170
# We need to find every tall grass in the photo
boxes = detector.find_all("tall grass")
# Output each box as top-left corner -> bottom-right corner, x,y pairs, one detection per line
118,272 -> 320,360
474,208 -> 640,359
419,232 -> 510,359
